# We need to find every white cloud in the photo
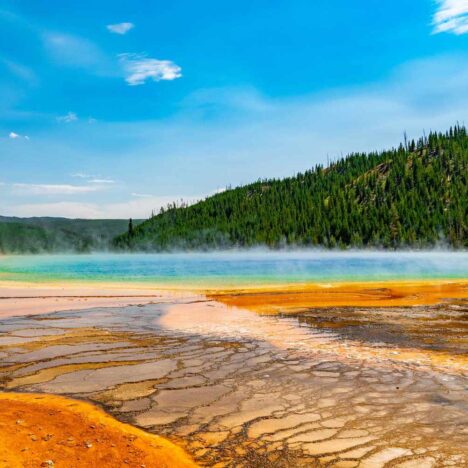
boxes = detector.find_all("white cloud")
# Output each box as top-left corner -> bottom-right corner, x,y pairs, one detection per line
89,178 -> 115,184
11,183 -> 103,195
71,173 -> 114,184
107,22 -> 134,35
57,111 -> 78,123
71,172 -> 93,179
119,53 -> 182,85
8,131 -> 29,140
3,55 -> 468,219
6,202 -> 105,218
433,0 -> 468,34
131,192 -> 153,198
8,195 -> 201,218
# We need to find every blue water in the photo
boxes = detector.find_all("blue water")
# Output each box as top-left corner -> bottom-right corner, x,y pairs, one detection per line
0,251 -> 466,285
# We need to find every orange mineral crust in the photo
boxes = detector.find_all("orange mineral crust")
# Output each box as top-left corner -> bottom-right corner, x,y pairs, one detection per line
207,280 -> 468,313
0,392 -> 197,468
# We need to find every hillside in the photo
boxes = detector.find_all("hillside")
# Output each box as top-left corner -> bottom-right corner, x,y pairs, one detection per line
0,217 -> 142,253
113,126 -> 467,250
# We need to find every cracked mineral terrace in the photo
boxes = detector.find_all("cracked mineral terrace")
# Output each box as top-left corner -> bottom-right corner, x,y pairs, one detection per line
0,286 -> 467,467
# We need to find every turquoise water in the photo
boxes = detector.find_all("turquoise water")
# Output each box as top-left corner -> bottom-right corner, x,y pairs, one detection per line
0,251 -> 466,285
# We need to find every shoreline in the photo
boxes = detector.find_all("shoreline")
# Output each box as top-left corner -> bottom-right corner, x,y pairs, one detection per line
0,278 -> 466,319
206,279 -> 468,313
1,275 -> 467,288
0,281 -> 201,319
1,277 -> 466,373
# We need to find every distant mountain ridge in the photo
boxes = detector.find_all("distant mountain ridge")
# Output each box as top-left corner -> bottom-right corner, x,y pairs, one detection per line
0,217 -> 142,253
113,126 -> 467,250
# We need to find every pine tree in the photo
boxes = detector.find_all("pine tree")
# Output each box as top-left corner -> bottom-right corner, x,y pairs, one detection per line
113,127 -> 468,251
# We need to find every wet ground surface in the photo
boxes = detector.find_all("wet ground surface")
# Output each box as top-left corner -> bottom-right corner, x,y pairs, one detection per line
295,303 -> 468,355
0,298 -> 467,467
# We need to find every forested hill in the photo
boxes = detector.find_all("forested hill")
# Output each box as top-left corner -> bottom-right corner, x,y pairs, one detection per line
0,217 -> 142,253
114,126 -> 468,251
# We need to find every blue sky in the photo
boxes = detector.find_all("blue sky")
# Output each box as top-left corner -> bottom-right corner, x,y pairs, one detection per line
1,0 -> 467,218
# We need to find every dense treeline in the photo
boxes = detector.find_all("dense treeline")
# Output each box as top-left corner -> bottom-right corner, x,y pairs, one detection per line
0,223 -> 51,254
0,217 -> 142,253
114,126 -> 467,250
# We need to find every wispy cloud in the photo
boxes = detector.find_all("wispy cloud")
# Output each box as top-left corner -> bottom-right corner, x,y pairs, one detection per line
43,32 -> 111,71
57,112 -> 78,123
3,55 -> 468,218
131,192 -> 153,198
71,173 -> 114,184
0,58 -> 37,83
107,22 -> 134,35
433,0 -> 468,35
7,195 -> 201,218
11,183 -> 102,195
8,131 -> 29,140
89,178 -> 115,184
119,53 -> 182,85
5,202 -> 105,218
71,172 -> 93,179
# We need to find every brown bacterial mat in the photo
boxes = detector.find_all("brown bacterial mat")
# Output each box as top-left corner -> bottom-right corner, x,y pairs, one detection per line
0,295 -> 467,467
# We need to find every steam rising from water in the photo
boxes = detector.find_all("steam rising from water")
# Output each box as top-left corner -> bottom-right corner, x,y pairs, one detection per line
0,250 -> 466,285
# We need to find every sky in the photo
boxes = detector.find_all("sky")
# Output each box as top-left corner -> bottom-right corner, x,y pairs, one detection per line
1,0 -> 468,219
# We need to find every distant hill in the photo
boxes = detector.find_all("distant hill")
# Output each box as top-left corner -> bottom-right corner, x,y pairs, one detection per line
113,126 -> 467,250
0,217 -> 142,253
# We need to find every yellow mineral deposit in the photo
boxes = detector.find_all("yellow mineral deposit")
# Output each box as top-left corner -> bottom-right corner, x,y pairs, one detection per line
0,393 -> 196,467
0,279 -> 467,466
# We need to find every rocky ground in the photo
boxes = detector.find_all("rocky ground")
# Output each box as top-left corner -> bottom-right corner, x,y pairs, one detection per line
0,297 -> 467,467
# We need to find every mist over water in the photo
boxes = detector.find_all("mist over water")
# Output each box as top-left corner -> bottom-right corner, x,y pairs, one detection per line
0,250 -> 466,285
